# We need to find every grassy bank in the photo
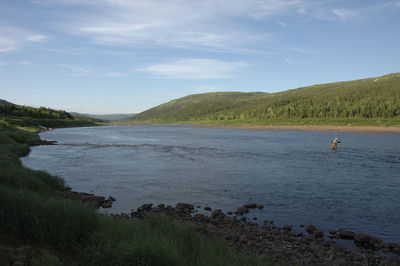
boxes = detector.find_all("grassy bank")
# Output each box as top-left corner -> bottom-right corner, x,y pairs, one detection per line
0,120 -> 261,265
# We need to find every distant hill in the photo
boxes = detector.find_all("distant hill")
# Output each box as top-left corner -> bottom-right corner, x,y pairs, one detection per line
122,73 -> 400,125
0,99 -> 13,105
71,113 -> 136,122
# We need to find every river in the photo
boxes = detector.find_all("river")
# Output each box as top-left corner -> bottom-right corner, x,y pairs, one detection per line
21,125 -> 400,243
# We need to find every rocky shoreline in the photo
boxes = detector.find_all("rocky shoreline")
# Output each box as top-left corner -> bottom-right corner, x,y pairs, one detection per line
113,202 -> 400,265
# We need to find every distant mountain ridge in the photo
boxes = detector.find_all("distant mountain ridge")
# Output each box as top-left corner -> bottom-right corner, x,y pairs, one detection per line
122,73 -> 400,125
72,112 -> 136,122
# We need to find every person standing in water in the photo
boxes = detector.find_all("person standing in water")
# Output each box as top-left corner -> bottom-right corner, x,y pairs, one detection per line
331,138 -> 340,150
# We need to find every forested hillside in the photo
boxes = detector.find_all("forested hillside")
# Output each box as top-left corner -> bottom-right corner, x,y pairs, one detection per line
0,102 -> 97,128
124,73 -> 400,125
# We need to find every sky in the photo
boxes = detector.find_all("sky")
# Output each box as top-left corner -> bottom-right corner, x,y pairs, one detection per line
1,0 -> 399,114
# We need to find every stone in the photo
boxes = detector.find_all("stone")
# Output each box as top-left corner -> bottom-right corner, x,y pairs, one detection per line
283,225 -> 293,232
101,201 -> 112,208
306,225 -> 316,234
239,235 -> 247,243
338,230 -> 355,240
236,206 -> 249,215
175,203 -> 194,211
354,233 -> 384,250
204,206 -> 211,211
257,205 -> 264,209
211,209 -> 225,219
314,229 -> 324,238
244,203 -> 257,208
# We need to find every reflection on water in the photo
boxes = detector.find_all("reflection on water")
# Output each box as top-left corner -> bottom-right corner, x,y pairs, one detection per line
22,125 -> 400,243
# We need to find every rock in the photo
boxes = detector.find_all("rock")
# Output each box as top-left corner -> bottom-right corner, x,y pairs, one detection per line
314,229 -> 324,238
257,205 -> 264,209
204,206 -> 211,211
138,203 -> 153,211
338,230 -> 355,240
157,204 -> 165,208
240,217 -> 247,222
252,217 -> 257,220
108,196 -> 116,202
236,206 -> 249,215
239,235 -> 247,243
244,203 -> 257,208
227,211 -> 233,215
101,201 -> 112,208
175,203 -> 194,211
306,225 -> 316,234
283,225 -> 293,232
247,240 -> 255,247
354,233 -> 384,250
299,224 -> 304,228
211,209 -> 225,219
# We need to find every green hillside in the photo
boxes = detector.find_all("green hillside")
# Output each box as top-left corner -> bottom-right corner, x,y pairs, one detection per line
0,102 -> 98,129
0,99 -> 13,105
123,73 -> 400,126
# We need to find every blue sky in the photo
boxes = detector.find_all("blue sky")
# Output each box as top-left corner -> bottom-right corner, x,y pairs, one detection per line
1,0 -> 399,114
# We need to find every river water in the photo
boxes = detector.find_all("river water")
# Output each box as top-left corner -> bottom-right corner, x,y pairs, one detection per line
21,125 -> 400,243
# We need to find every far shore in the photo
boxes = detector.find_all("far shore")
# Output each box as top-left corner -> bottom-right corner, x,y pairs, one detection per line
124,123 -> 400,134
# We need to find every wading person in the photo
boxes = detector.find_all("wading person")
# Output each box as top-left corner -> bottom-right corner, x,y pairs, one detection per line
331,138 -> 340,150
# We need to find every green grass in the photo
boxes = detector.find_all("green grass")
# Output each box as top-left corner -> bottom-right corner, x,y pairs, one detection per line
0,117 -> 263,265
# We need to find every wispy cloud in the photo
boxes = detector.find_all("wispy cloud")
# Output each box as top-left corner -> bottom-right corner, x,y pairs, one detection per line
20,61 -> 33,65
58,63 -> 128,77
33,0 -> 308,53
26,35 -> 49,42
104,72 -> 126,77
140,58 -> 248,79
288,47 -> 315,54
331,8 -> 359,21
0,36 -> 17,53
0,27 -> 49,53
59,63 -> 92,76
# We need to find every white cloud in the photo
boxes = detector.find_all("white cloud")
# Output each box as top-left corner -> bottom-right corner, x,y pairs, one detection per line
21,61 -> 33,65
26,35 -> 48,42
104,72 -> 126,77
0,27 -> 49,53
332,8 -> 359,21
0,36 -> 17,53
34,0 -> 307,52
288,47 -> 315,54
140,58 -> 248,79
59,63 -> 92,76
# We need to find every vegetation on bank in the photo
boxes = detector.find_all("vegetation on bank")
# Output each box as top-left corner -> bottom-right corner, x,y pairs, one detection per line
0,103 -> 101,129
0,113 -> 261,265
121,73 -> 400,126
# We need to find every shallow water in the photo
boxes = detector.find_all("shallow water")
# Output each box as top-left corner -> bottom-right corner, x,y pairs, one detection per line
22,125 -> 400,243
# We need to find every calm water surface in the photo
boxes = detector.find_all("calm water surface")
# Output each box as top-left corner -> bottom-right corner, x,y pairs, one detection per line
22,125 -> 400,243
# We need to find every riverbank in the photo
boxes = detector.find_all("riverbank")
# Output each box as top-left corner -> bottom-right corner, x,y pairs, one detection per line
124,202 -> 400,265
181,124 -> 400,134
